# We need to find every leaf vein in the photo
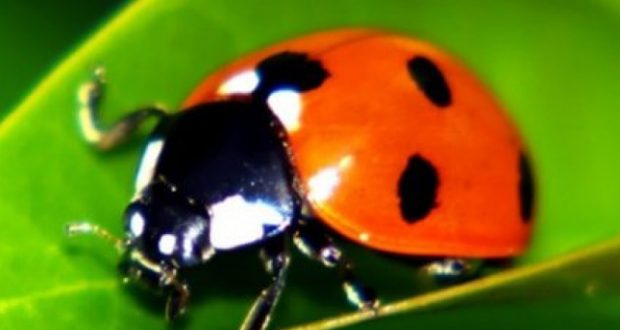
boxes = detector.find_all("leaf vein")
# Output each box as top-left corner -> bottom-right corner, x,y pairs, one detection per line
0,280 -> 117,314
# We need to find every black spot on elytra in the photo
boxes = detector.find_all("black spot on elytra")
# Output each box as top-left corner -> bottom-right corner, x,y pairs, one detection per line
397,154 -> 440,223
519,153 -> 535,223
407,56 -> 451,107
254,51 -> 329,100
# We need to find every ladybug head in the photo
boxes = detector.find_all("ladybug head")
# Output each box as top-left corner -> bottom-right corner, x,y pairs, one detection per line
65,180 -> 213,319
123,181 -> 213,268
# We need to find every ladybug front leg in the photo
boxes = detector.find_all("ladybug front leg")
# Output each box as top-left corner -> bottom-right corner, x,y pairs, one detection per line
240,237 -> 290,330
78,67 -> 167,150
293,218 -> 379,311
163,273 -> 190,320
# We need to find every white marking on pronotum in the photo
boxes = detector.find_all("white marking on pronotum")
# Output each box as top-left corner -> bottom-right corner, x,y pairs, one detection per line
267,89 -> 302,132
209,194 -> 289,250
134,139 -> 164,192
217,70 -> 260,95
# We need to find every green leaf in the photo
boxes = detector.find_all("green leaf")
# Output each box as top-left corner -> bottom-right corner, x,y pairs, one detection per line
283,237 -> 620,330
0,0 -> 124,118
0,0 -> 619,329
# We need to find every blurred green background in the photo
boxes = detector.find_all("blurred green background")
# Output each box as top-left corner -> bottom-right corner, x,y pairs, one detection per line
0,0 -> 126,116
0,0 -> 619,330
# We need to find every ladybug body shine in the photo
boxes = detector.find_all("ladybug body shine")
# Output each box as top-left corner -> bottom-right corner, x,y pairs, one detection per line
69,29 -> 534,330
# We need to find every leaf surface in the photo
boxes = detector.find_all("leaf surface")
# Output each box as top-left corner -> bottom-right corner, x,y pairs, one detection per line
0,0 -> 618,329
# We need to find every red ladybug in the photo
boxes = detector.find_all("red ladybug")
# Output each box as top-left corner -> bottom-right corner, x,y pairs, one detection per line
186,29 -> 534,257
68,29 -> 534,330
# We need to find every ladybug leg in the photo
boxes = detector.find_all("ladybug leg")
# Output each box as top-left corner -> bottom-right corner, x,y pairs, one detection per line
163,274 -> 190,320
423,258 -> 482,284
78,67 -> 167,150
240,237 -> 290,330
294,219 -> 379,311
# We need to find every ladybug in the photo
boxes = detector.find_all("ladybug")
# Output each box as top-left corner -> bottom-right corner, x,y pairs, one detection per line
67,29 -> 534,330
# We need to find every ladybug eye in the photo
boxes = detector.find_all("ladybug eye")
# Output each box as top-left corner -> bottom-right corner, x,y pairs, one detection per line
124,202 -> 150,239
128,211 -> 146,237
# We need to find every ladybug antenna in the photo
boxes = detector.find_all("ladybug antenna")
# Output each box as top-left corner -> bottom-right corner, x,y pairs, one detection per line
65,222 -> 127,253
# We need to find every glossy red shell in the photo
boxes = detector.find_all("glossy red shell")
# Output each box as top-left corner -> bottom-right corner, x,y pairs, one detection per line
184,29 -> 533,258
